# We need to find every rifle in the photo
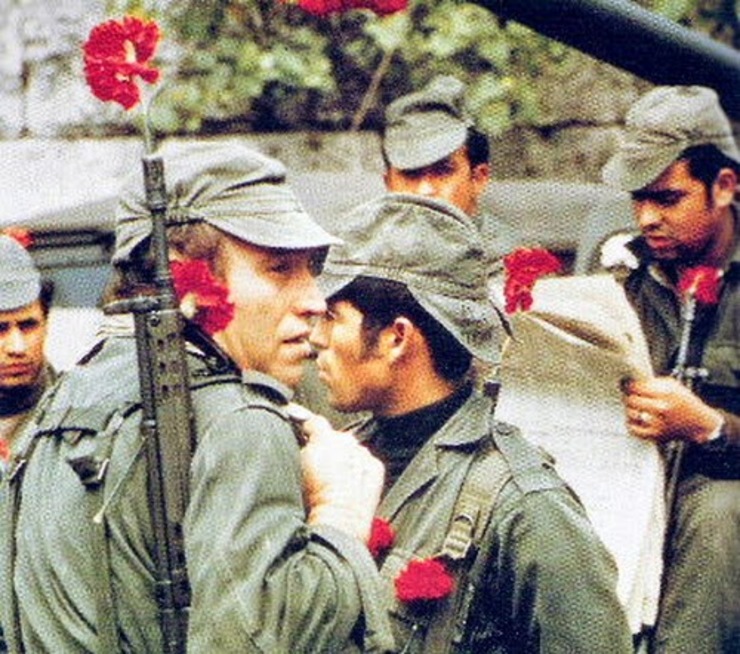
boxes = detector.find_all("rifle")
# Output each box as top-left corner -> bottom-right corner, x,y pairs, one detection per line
107,154 -> 194,654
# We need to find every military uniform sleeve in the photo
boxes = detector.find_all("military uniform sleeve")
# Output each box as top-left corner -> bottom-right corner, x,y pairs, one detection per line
487,486 -> 634,654
185,402 -> 391,654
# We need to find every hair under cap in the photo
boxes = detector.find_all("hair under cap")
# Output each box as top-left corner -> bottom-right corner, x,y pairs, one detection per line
602,86 -> 740,192
319,193 -> 503,364
383,75 -> 474,171
0,235 -> 41,312
114,141 -> 340,263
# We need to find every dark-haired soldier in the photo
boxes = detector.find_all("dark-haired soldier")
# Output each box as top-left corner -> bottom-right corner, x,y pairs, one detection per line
309,193 -> 633,653
0,235 -> 54,450
603,85 -> 740,654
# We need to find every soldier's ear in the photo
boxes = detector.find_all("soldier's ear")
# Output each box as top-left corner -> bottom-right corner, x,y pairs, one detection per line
383,316 -> 417,365
712,167 -> 738,208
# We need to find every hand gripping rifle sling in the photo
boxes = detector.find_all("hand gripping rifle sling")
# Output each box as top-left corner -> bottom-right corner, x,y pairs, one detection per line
110,154 -> 194,654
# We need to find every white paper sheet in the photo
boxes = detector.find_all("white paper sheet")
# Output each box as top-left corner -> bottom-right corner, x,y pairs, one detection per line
495,274 -> 665,633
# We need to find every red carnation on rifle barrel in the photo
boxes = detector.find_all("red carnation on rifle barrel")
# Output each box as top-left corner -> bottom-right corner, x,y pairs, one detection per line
368,517 -> 396,558
677,266 -> 723,306
83,16 -> 161,110
170,260 -> 235,336
395,557 -> 455,605
503,247 -> 562,314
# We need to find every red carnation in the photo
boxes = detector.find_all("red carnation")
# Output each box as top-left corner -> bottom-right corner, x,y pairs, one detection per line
3,227 -> 34,249
368,517 -> 395,558
351,0 -> 408,15
395,557 -> 455,604
171,260 -> 235,336
0,438 -> 10,463
503,247 -> 562,314
294,0 -> 407,16
83,16 -> 161,110
678,266 -> 723,306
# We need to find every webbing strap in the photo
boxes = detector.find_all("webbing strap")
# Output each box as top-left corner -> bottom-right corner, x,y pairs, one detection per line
424,443 -> 511,654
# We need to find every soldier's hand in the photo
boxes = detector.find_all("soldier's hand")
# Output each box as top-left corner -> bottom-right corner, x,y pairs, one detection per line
622,376 -> 723,444
298,411 -> 384,543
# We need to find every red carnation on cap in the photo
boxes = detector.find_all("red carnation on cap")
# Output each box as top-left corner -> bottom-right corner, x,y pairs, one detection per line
678,266 -> 723,306
83,15 -> 161,110
395,557 -> 455,605
171,260 -> 235,336
503,247 -> 562,314
368,517 -> 396,558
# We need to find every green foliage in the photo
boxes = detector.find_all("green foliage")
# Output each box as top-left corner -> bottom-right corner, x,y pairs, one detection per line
111,0 -> 729,135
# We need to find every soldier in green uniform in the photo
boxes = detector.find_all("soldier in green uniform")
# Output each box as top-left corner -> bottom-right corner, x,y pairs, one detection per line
0,235 -> 54,451
603,86 -> 740,654
308,193 -> 634,653
0,142 -> 393,653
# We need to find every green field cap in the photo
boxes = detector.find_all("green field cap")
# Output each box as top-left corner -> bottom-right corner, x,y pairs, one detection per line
0,235 -> 41,311
114,141 -> 340,263
320,193 -> 502,363
384,75 -> 473,171
603,86 -> 740,192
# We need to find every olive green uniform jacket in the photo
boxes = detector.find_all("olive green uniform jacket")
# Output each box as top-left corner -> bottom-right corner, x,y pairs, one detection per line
357,391 -> 633,653
0,329 -> 393,653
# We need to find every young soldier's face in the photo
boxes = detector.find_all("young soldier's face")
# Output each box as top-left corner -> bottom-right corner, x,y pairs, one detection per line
215,239 -> 326,388
0,300 -> 47,390
384,146 -> 490,217
630,159 -> 736,264
310,299 -> 392,414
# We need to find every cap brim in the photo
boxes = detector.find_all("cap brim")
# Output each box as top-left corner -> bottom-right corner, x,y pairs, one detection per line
210,212 -> 341,250
385,113 -> 468,170
602,143 -> 685,192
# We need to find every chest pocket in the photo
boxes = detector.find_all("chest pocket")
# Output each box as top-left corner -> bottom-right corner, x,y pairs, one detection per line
701,294 -> 740,414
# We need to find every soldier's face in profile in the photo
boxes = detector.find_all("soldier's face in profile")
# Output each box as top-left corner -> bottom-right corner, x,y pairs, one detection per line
0,300 -> 47,390
384,147 -> 490,217
214,238 -> 326,388
310,299 -> 392,415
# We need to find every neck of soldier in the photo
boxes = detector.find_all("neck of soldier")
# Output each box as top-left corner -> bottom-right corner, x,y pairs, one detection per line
376,353 -> 460,419
699,205 -> 738,268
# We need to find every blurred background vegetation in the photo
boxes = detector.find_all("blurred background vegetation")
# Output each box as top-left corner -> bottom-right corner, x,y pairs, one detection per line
109,0 -> 740,136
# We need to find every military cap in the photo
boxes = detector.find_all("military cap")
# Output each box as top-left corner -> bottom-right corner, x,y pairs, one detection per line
602,86 -> 740,192
383,75 -> 474,171
114,141 -> 340,263
0,235 -> 41,312
319,193 -> 502,363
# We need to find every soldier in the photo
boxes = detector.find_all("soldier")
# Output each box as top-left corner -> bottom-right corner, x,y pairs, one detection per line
0,235 -> 54,450
308,192 -> 634,653
603,86 -> 740,654
0,142 -> 392,653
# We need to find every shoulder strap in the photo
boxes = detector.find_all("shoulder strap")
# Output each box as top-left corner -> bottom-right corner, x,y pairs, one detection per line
424,437 -> 511,653
425,417 -> 565,654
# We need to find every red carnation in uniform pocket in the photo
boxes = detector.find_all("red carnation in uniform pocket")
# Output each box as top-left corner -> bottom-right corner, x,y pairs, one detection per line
395,557 -> 455,605
677,266 -> 723,306
83,15 -> 161,110
368,517 -> 395,558
171,260 -> 235,336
